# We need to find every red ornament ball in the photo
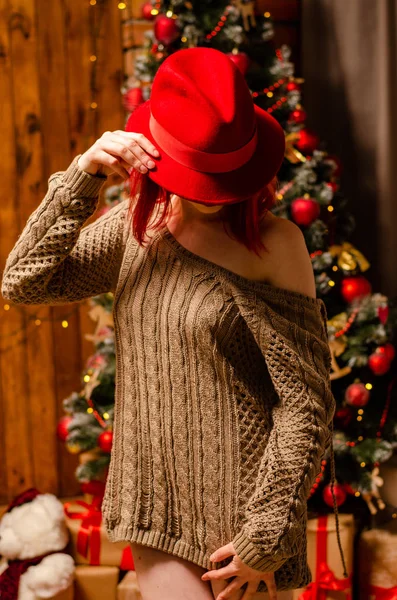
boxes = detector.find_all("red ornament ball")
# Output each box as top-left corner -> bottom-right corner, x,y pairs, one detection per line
295,128 -> 319,154
322,482 -> 347,507
368,351 -> 391,376
340,276 -> 372,303
154,14 -> 180,45
345,382 -> 370,407
122,87 -> 145,112
286,81 -> 300,92
290,197 -> 320,227
378,342 -> 395,362
343,483 -> 356,495
57,416 -> 73,442
141,2 -> 156,20
98,430 -> 113,453
227,52 -> 251,76
289,108 -> 307,124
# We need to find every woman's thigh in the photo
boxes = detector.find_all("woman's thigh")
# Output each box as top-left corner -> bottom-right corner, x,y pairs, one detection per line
129,541 -> 214,600
211,578 -> 294,600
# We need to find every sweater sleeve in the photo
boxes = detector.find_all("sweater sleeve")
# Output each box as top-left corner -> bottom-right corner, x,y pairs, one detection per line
232,295 -> 335,573
1,154 -> 131,305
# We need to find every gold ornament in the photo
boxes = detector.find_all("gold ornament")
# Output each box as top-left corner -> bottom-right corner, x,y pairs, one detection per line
329,337 -> 352,380
231,0 -> 256,31
66,443 -> 81,454
83,368 -> 102,401
328,242 -> 370,272
79,447 -> 104,465
361,466 -> 386,515
84,304 -> 114,344
284,132 -> 306,164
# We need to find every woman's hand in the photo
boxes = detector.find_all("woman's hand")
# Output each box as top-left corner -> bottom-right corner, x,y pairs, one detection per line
201,542 -> 278,600
77,130 -> 160,180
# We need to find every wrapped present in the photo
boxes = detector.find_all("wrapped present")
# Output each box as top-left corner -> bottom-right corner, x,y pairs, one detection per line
358,519 -> 397,599
117,570 -> 142,600
293,514 -> 355,600
74,565 -> 119,600
64,498 -> 134,569
41,583 -> 74,600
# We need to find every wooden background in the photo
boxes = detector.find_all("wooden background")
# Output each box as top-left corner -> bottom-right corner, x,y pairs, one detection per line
0,0 -> 300,505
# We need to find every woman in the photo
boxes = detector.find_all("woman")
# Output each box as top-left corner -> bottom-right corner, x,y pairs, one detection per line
1,48 -> 347,600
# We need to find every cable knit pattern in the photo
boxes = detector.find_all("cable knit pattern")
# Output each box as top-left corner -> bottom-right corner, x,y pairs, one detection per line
1,155 -> 348,593
1,154 -> 130,305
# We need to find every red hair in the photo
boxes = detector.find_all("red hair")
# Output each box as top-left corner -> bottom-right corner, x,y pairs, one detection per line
125,170 -> 280,257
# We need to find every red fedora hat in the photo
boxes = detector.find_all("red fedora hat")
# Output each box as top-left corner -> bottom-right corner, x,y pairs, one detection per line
125,47 -> 285,204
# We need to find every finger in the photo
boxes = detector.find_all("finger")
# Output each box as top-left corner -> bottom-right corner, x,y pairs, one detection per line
202,564 -> 239,581
99,137 -> 150,173
210,542 -> 236,562
92,149 -> 130,180
264,577 -> 278,600
215,576 -> 244,600
115,130 -> 160,157
241,581 -> 258,600
106,132 -> 156,170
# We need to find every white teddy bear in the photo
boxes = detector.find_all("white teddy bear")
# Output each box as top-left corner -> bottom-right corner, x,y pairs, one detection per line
0,488 -> 75,600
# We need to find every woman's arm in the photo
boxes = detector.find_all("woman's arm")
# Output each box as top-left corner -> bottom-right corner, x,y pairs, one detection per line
1,154 -> 130,305
231,222 -> 335,573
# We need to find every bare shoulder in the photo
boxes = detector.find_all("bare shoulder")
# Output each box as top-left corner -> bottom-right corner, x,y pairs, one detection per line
260,213 -> 317,299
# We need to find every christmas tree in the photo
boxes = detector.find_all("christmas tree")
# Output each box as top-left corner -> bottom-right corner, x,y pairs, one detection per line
58,1 -> 397,522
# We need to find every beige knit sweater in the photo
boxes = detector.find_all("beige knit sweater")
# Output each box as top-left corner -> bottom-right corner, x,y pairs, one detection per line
1,155 -> 348,592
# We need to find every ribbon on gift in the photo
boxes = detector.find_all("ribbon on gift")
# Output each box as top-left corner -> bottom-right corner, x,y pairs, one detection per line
367,584 -> 397,600
64,497 -> 103,565
298,562 -> 352,600
298,514 -> 352,600
63,497 -> 135,569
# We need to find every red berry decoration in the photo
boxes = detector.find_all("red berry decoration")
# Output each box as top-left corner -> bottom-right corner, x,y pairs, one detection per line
378,343 -> 395,362
368,350 -> 391,376
377,305 -> 389,325
334,406 -> 353,428
324,154 -> 343,177
290,197 -> 320,227
345,382 -> 370,407
286,81 -> 300,92
122,87 -> 145,112
340,276 -> 372,303
326,181 -> 339,193
57,416 -> 73,442
227,52 -> 251,76
141,2 -> 156,20
322,482 -> 347,507
98,430 -> 113,453
289,108 -> 307,124
294,128 -> 319,155
154,14 -> 180,45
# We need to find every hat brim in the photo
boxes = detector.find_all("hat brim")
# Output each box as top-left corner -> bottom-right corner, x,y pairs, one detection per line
125,99 -> 285,204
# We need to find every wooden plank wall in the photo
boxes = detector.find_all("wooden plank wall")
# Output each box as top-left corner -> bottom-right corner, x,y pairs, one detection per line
0,0 -> 124,504
0,0 -> 299,505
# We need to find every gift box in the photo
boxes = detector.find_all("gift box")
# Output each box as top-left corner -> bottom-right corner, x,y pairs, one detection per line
74,565 -> 119,600
64,498 -> 134,569
292,513 -> 355,600
41,583 -> 74,600
358,519 -> 397,599
117,570 -> 142,600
